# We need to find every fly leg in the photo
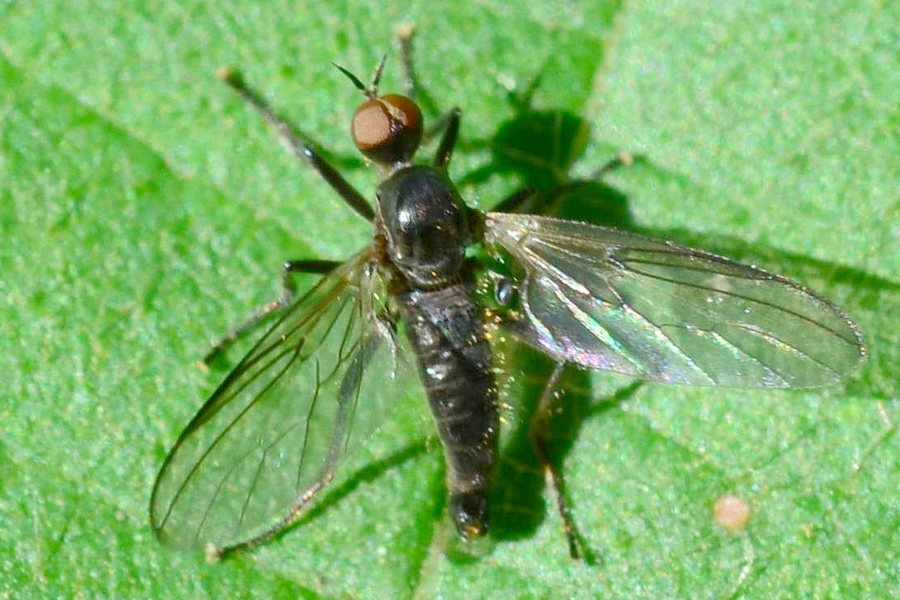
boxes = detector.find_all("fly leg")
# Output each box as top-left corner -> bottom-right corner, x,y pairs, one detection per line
530,362 -> 596,563
427,108 -> 462,168
394,24 -> 462,169
202,259 -> 341,365
492,186 -> 540,214
209,320 -> 392,561
217,67 -> 375,222
210,68 -> 370,360
395,23 -> 419,100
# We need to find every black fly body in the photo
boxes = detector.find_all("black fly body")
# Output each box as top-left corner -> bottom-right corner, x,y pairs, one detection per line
151,32 -> 865,562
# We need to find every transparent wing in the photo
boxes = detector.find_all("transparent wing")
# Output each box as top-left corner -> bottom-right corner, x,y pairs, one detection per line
485,213 -> 864,388
151,247 -> 415,551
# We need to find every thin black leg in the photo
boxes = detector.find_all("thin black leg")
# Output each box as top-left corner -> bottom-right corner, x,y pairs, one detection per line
395,23 -> 418,100
431,108 -> 461,168
529,362 -> 597,564
492,186 -> 538,214
393,23 -> 460,167
211,317 -> 389,560
394,23 -> 444,118
202,259 -> 342,365
282,259 -> 343,276
218,68 -> 375,222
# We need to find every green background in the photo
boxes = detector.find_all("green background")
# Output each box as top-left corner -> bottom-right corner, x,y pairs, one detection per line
2,0 -> 898,598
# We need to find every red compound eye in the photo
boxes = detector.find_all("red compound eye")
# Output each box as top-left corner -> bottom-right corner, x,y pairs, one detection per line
350,94 -> 423,165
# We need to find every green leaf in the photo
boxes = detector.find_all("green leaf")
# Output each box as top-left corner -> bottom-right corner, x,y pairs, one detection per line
2,0 -> 897,598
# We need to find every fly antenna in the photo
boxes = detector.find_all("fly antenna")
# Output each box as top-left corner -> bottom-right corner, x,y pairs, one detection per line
333,63 -> 368,94
370,54 -> 387,92
334,54 -> 388,99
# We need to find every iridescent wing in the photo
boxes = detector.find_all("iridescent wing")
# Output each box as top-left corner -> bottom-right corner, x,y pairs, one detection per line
485,213 -> 864,388
151,246 -> 415,552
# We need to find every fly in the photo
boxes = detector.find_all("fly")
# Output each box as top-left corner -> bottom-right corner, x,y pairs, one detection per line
150,33 -> 866,562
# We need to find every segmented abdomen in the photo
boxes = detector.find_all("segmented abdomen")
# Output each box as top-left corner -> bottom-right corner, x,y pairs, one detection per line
398,281 -> 498,536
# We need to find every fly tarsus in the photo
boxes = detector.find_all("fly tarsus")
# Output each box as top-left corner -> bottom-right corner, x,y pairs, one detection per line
202,297 -> 289,367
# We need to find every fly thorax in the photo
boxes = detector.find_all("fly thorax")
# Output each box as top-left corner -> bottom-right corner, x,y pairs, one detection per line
377,166 -> 472,288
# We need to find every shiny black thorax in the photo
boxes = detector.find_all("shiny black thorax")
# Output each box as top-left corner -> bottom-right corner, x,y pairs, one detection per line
376,165 -> 499,537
